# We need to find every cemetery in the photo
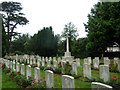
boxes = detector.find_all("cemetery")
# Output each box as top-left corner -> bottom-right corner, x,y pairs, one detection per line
1,1 -> 120,89
1,35 -> 120,89
0,55 -> 120,89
